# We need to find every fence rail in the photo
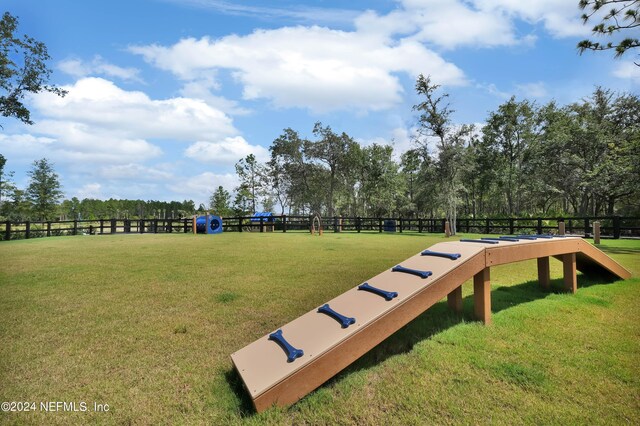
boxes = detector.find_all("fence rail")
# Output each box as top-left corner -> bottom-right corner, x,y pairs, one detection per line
2,215 -> 639,241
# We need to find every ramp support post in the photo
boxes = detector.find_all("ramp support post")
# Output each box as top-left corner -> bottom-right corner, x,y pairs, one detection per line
473,267 -> 491,325
562,253 -> 577,294
447,286 -> 463,313
537,257 -> 551,289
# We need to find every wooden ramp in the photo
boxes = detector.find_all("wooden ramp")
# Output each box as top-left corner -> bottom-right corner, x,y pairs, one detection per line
230,236 -> 630,412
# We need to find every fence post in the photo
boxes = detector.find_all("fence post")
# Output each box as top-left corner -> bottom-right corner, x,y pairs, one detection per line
558,219 -> 565,235
73,220 -> 78,236
168,219 -> 173,233
399,218 -> 403,233
238,217 -> 243,233
356,217 -> 361,233
613,216 -> 621,239
583,218 -> 590,238
485,219 -> 490,234
47,221 -> 52,237
25,221 -> 30,239
260,217 -> 264,233
509,218 -> 514,235
100,219 -> 104,234
378,218 -> 383,233
153,219 -> 158,233
282,215 -> 287,233
418,218 -> 422,233
593,221 -> 601,244
537,218 -> 543,235
111,219 -> 117,234
5,221 -> 11,240
140,219 -> 145,234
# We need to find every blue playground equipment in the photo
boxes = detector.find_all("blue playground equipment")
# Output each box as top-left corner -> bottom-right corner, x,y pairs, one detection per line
250,212 -> 274,223
196,215 -> 223,234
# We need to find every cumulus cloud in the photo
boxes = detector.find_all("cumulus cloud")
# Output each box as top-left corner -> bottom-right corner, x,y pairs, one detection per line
33,77 -> 238,142
167,172 -> 239,200
130,26 -> 467,113
185,136 -> 269,165
75,183 -> 104,199
515,81 -> 548,98
0,134 -> 56,162
355,0 -> 517,49
356,0 -> 589,49
99,163 -> 174,181
356,127 -> 417,160
129,0 -> 589,114
59,55 -> 144,83
474,0 -> 589,37
613,60 -> 640,84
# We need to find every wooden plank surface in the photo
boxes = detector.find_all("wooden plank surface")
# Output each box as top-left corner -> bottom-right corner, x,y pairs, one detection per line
231,241 -> 485,404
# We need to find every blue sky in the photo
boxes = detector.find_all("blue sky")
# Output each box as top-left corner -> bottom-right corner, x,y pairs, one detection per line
1,0 -> 638,207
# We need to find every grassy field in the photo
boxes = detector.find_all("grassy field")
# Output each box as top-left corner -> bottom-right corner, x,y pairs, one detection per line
0,232 -> 638,425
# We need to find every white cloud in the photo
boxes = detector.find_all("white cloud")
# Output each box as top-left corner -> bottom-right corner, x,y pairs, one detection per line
99,163 -> 174,181
167,172 -> 239,200
477,82 -> 512,100
356,0 -> 517,49
516,81 -> 548,98
356,127 -> 417,160
33,77 -> 238,142
185,136 -> 269,165
169,0 -> 360,26
356,0 -> 589,50
179,78 -> 250,115
613,60 -> 640,84
130,26 -> 466,113
473,0 -> 588,37
0,134 -> 56,162
59,55 -> 144,83
75,183 -> 104,199
129,0 -> 590,114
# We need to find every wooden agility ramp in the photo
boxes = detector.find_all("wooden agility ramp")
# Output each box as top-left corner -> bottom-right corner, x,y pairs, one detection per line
231,236 -> 631,412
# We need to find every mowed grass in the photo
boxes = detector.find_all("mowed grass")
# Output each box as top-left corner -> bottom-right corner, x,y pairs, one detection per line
0,232 -> 638,425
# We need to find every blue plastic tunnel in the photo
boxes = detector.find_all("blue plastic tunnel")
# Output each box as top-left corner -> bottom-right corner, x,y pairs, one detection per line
196,215 -> 223,234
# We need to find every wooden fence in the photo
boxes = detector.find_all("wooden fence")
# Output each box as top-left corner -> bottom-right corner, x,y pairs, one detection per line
1,215 -> 639,241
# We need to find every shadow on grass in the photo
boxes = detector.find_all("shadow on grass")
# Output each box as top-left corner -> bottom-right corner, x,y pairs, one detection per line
597,247 -> 640,256
223,273 -> 619,416
224,368 -> 256,418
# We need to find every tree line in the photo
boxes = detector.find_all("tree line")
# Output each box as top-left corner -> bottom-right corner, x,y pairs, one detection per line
1,79 -> 638,224
213,78 -> 639,229
0,156 -> 199,221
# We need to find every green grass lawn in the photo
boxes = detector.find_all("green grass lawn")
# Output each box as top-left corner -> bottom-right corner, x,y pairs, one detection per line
0,232 -> 638,425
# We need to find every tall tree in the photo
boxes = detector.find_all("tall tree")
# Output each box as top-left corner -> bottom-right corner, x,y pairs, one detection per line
209,185 -> 232,217
577,0 -> 640,64
25,158 -> 62,220
235,154 -> 265,214
0,153 -> 17,217
413,74 -> 470,234
306,122 -> 356,217
358,144 -> 400,217
482,97 -> 539,215
0,12 -> 67,126
267,129 -> 302,214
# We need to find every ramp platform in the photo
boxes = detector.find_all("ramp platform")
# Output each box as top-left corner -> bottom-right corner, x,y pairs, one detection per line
231,236 -> 630,412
